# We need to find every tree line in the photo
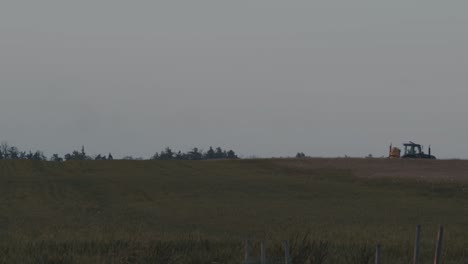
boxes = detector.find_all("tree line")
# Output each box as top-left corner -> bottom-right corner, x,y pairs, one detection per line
0,142 -> 238,161
0,142 -> 47,161
150,147 -> 238,160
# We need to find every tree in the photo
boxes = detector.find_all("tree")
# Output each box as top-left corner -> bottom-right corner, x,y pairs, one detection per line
150,152 -> 160,160
159,147 -> 174,160
81,146 -> 86,158
175,151 -> 187,160
187,148 -> 204,160
31,151 -> 46,161
296,152 -> 306,158
227,150 -> 238,159
205,147 -> 216,159
107,153 -> 113,160
51,154 -> 63,162
214,147 -> 226,159
26,151 -> 34,160
63,147 -> 90,161
19,151 -> 27,159
8,146 -> 19,159
0,142 -> 9,159
72,150 -> 82,160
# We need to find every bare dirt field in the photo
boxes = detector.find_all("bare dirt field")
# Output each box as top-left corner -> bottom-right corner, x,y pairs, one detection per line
277,158 -> 468,181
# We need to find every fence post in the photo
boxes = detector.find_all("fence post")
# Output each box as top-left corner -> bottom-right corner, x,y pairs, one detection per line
433,225 -> 444,264
413,225 -> 421,264
260,241 -> 266,264
284,240 -> 290,264
245,240 -> 250,264
375,243 -> 381,264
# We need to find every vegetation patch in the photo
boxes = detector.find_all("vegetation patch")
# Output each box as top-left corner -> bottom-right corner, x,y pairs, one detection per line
1,159 -> 468,263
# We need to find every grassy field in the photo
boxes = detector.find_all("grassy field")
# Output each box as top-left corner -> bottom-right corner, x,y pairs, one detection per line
1,158 -> 468,263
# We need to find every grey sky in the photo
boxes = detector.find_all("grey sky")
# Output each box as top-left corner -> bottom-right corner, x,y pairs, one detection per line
1,1 -> 467,158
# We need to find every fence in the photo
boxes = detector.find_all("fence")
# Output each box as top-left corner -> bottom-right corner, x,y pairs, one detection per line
244,225 -> 444,264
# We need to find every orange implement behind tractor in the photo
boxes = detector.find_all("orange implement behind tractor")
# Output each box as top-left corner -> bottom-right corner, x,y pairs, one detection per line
389,145 -> 401,159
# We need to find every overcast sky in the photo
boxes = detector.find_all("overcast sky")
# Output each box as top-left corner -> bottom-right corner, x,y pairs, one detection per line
1,1 -> 467,159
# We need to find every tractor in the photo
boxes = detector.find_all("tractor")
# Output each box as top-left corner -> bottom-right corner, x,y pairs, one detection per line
389,141 -> 436,159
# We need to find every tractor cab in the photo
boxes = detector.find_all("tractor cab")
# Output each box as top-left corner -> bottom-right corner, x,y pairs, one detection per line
403,142 -> 422,156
